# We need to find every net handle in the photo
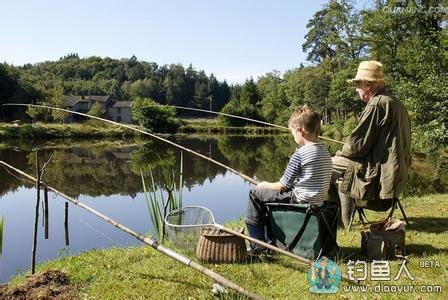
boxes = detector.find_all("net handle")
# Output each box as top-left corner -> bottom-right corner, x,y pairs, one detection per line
164,205 -> 216,227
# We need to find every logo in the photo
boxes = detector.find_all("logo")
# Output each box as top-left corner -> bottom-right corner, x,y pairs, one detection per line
307,257 -> 341,293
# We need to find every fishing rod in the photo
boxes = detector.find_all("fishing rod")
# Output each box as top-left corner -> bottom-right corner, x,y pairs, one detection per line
2,103 -> 358,284
171,105 -> 344,145
3,103 -> 258,185
0,160 -> 264,300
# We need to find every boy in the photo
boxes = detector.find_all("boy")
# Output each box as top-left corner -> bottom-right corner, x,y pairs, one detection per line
244,105 -> 333,252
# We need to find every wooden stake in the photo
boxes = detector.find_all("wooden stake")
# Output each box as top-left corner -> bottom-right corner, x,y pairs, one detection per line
64,202 -> 69,246
44,187 -> 49,239
31,152 -> 40,274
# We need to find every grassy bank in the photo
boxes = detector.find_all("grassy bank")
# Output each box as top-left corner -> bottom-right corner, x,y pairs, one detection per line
0,122 -> 137,139
4,194 -> 448,299
0,120 -> 287,138
178,118 -> 286,135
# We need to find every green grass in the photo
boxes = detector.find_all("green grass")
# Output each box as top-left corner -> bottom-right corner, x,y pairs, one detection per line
0,122 -> 137,139
0,121 -> 286,138
6,194 -> 448,299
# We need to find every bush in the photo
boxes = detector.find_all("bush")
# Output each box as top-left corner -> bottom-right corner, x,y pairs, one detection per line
131,97 -> 180,133
217,100 -> 262,127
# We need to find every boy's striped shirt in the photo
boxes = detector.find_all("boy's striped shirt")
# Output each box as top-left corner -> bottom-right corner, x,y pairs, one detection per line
279,143 -> 332,206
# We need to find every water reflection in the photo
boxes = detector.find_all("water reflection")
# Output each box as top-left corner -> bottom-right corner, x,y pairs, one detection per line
0,136 -> 446,283
2,136 -> 442,198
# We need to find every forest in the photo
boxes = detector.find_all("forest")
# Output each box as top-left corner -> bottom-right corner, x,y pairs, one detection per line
0,0 -> 446,149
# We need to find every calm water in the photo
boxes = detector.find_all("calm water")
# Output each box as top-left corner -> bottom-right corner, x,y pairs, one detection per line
0,135 -> 446,283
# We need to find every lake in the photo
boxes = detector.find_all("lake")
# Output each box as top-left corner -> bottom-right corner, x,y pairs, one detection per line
0,135 -> 446,283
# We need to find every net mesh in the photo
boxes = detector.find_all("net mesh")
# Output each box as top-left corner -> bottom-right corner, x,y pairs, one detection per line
164,206 -> 215,250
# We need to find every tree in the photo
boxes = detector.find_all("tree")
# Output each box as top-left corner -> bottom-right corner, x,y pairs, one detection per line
218,80 -> 262,126
301,0 -> 366,123
208,76 -> 231,111
302,0 -> 365,77
12,56 -> 231,115
361,0 -> 448,147
240,78 -> 261,106
282,66 -> 331,121
327,62 -> 363,121
129,78 -> 159,100
27,84 -> 68,123
257,71 -> 290,124
87,101 -> 106,118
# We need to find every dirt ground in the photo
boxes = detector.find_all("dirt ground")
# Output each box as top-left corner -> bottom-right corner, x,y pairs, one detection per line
0,270 -> 80,298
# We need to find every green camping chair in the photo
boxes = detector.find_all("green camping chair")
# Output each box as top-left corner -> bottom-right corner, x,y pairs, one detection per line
266,201 -> 340,260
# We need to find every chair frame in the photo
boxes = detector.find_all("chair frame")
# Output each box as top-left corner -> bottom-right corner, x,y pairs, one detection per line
347,197 -> 410,230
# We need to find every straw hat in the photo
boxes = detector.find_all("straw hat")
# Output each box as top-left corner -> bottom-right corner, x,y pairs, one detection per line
347,61 -> 386,84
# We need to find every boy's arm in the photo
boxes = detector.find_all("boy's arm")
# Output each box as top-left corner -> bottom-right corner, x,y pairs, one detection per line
257,181 -> 288,192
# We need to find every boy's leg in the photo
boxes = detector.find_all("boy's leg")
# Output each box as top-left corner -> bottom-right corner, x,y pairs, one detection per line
245,188 -> 294,251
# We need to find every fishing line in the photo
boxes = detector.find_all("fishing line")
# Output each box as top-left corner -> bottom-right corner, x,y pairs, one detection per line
52,197 -> 123,247
2,165 -> 35,185
171,105 -> 344,145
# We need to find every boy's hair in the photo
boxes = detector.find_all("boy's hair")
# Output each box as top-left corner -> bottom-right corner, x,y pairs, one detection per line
288,105 -> 321,136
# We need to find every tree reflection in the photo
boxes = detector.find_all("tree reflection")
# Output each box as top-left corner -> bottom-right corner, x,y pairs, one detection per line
0,137 -> 445,198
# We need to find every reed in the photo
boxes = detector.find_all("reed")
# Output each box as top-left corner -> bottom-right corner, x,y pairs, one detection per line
140,152 -> 184,241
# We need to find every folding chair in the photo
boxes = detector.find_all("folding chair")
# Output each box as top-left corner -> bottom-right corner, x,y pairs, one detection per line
265,201 -> 340,260
347,197 -> 410,230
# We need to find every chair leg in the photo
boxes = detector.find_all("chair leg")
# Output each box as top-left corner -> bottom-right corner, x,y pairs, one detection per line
347,205 -> 357,231
318,210 -> 340,253
357,208 -> 368,225
397,199 -> 410,227
387,199 -> 398,220
316,209 -> 341,260
386,198 -> 410,227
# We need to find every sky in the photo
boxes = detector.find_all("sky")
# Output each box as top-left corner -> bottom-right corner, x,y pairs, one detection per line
0,0 -> 370,84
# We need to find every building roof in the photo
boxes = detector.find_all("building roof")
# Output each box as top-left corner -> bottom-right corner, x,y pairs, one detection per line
62,96 -> 82,107
83,95 -> 111,102
111,101 -> 133,108
63,95 -> 111,107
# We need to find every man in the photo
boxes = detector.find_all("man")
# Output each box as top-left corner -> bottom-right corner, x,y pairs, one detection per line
332,60 -> 412,227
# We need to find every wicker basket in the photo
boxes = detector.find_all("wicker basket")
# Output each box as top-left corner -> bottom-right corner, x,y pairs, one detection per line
196,227 -> 247,263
